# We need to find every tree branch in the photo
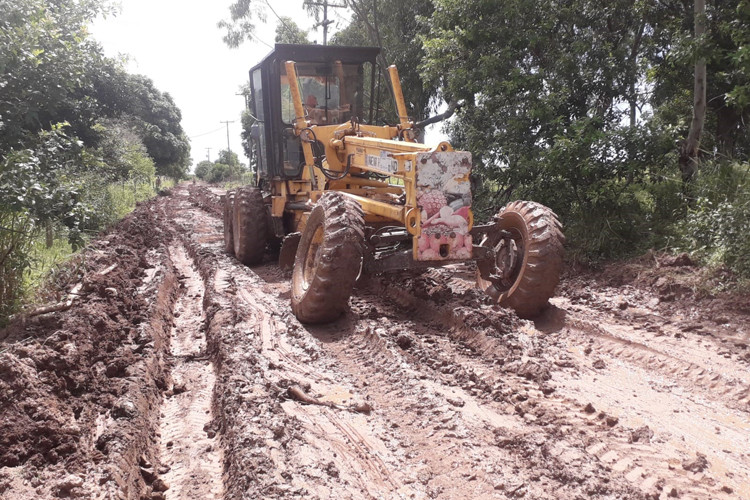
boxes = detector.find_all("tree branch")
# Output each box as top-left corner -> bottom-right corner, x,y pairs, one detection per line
414,100 -> 462,128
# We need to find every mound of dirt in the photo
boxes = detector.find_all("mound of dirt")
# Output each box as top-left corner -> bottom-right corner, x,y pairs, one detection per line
0,198 -> 177,497
187,184 -> 223,217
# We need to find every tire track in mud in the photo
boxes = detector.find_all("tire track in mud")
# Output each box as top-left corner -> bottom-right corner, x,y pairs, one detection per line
178,185 -> 749,499
168,187 -> 420,498
225,265 -> 424,498
555,298 -> 750,412
0,199 -> 185,499
344,281 -> 646,499
244,267 -> 643,497
541,300 -> 750,499
359,271 -> 747,499
157,243 -> 223,499
179,187 -> 640,498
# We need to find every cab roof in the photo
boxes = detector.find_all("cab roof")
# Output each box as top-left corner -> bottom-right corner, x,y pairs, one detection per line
250,44 -> 381,73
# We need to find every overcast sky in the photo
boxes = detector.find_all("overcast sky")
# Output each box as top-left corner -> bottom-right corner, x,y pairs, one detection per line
90,1 -> 442,172
91,1 -> 330,169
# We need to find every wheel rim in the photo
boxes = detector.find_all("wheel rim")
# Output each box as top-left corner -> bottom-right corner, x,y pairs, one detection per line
301,225 -> 325,291
493,228 -> 524,288
478,218 -> 527,296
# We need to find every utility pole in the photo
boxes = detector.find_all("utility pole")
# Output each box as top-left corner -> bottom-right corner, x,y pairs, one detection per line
236,91 -> 249,110
205,147 -> 212,162
220,120 -> 234,158
309,0 -> 345,45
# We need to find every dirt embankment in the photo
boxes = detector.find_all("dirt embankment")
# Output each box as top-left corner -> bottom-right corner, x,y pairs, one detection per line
0,200 -> 178,498
1,184 -> 748,499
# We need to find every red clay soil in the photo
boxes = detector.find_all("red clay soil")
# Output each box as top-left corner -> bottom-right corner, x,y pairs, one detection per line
0,200 -> 178,498
1,184 -> 748,499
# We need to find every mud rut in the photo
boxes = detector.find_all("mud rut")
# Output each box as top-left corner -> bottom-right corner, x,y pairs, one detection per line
0,184 -> 748,499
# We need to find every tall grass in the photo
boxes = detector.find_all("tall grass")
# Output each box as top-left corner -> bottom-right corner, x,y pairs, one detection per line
0,212 -> 35,321
0,179 -> 167,324
108,180 -> 160,219
221,172 -> 255,189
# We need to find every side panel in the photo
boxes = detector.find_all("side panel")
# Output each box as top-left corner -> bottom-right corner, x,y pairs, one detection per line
414,152 -> 473,261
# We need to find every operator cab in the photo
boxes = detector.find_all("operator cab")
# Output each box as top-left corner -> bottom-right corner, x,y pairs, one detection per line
248,44 -> 381,183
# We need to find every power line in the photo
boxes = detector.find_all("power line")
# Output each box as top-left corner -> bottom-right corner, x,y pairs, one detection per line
262,0 -> 298,42
252,33 -> 273,49
189,126 -> 224,139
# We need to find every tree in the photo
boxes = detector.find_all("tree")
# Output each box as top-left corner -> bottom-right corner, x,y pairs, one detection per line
0,0 -> 194,321
194,151 -> 246,184
194,160 -> 213,180
215,149 -> 242,169
275,16 -> 311,44
647,0 -> 750,163
420,0 -> 684,257
727,1 -> 750,110
93,67 -> 191,179
0,124 -> 93,245
0,0 -> 109,153
218,0 -> 267,48
679,0 -> 707,183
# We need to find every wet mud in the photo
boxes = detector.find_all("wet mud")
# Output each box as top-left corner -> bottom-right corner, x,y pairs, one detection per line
1,184 -> 748,499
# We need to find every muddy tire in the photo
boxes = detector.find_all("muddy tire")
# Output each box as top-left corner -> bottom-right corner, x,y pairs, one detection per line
291,192 -> 365,324
279,232 -> 302,272
232,187 -> 267,266
223,191 -> 235,255
477,201 -> 565,318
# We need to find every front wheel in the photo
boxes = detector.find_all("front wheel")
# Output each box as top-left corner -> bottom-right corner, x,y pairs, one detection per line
476,201 -> 565,318
291,192 -> 365,324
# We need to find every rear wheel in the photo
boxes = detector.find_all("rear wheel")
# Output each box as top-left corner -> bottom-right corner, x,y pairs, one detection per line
291,192 -> 365,324
476,201 -> 564,318
233,187 -> 267,266
223,191 -> 235,255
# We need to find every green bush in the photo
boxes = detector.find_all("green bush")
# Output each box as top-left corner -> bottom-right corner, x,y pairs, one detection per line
678,161 -> 750,277
0,211 -> 35,322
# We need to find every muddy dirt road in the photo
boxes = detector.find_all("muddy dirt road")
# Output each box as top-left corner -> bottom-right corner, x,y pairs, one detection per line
1,184 -> 748,499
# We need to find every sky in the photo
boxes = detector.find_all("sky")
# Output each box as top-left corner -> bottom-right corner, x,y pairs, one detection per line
90,1 -> 337,170
90,1 -> 443,173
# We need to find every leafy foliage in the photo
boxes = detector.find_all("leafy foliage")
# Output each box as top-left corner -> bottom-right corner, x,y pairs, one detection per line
0,0 -> 190,320
679,161 -> 750,276
93,64 -> 191,178
193,150 -> 247,183
0,124 -> 91,246
218,0 -> 267,48
0,0 -> 108,151
421,0 -> 749,267
275,16 -> 311,44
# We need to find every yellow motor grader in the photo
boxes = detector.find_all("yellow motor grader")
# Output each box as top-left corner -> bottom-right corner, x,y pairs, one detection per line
223,44 -> 564,324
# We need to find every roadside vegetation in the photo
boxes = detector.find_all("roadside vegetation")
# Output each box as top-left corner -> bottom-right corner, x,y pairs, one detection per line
0,0 -> 190,321
3,0 -> 748,321
225,0 -> 750,282
193,149 -> 253,187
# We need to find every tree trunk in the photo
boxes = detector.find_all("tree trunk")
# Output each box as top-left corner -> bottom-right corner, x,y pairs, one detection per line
629,19 -> 647,128
679,0 -> 707,184
45,220 -> 53,248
